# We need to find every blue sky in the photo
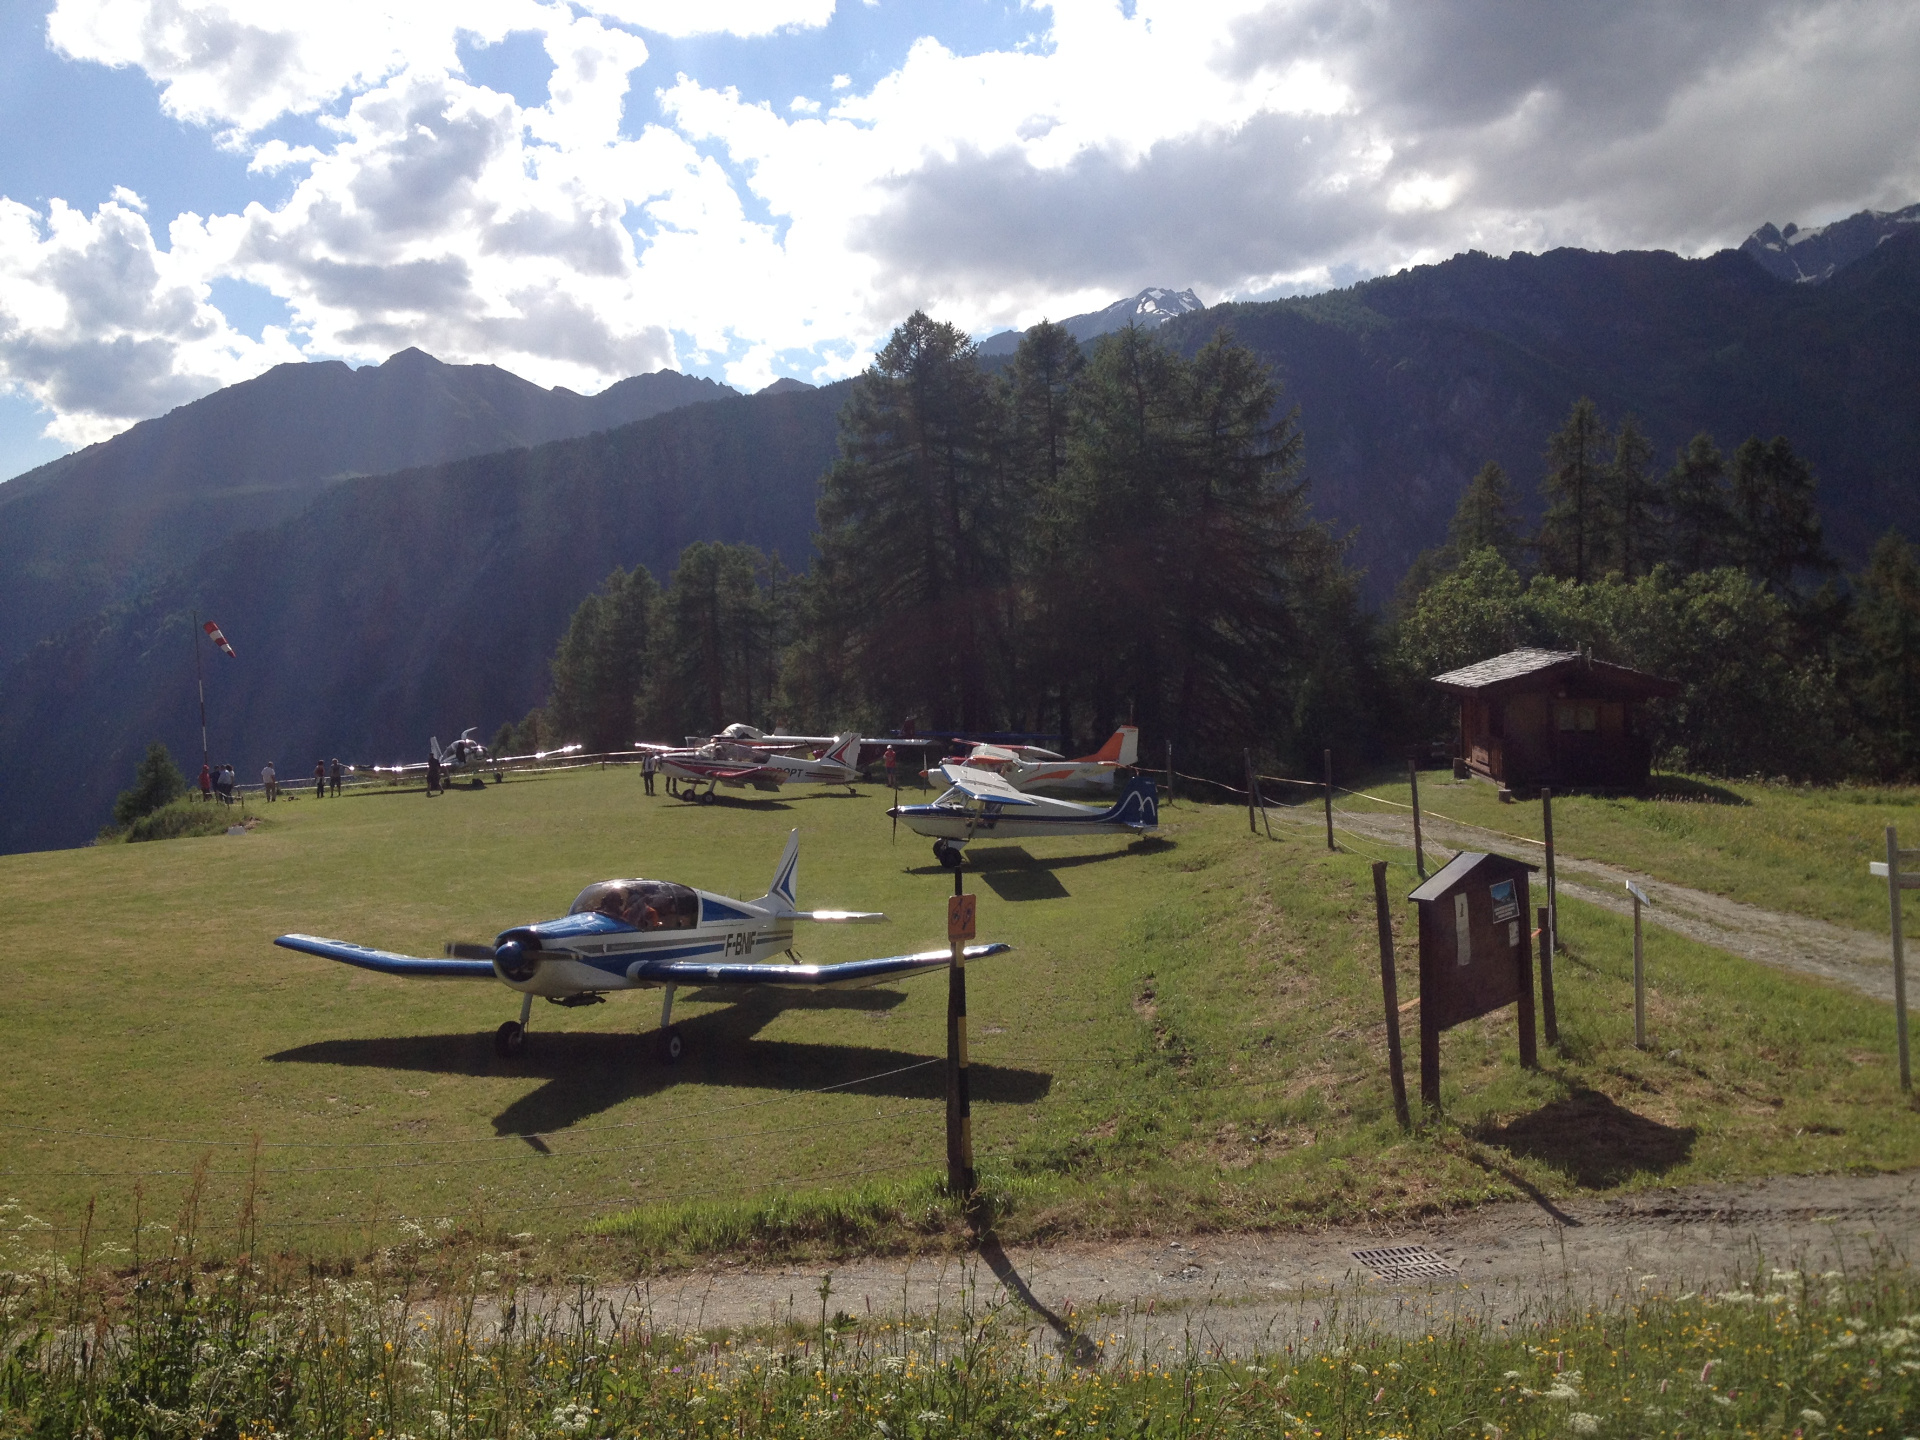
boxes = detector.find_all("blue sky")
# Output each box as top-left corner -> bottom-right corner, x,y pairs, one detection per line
1,0 -> 1915,480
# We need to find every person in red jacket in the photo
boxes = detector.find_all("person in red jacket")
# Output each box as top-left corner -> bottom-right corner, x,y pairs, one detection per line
198,763 -> 213,803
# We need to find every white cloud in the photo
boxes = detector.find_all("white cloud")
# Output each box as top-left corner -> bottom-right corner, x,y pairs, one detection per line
5,0 -> 1918,446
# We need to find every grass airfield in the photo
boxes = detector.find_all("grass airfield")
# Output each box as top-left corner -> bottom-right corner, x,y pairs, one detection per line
1,764 -> 1917,1268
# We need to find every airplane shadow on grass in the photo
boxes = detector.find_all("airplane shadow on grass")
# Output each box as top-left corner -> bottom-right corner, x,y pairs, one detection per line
268,987 -> 1051,1137
903,838 -> 1173,885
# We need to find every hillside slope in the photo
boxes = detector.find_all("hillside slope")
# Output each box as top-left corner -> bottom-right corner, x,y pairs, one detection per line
1159,234 -> 1920,592
0,383 -> 844,855
0,350 -> 734,667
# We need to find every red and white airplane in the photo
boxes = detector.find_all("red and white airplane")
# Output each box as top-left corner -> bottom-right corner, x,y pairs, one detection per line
931,726 -> 1140,794
647,732 -> 867,800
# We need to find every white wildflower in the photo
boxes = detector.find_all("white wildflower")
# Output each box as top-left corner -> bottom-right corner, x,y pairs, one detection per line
1799,1410 -> 1826,1428
1567,1415 -> 1600,1436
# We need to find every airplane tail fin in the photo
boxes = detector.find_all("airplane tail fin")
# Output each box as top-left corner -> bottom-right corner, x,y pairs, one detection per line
824,731 -> 861,767
758,828 -> 800,910
1079,726 -> 1140,766
1099,775 -> 1158,828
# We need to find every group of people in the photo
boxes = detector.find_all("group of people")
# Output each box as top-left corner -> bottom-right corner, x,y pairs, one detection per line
197,762 -> 239,803
198,757 -> 346,802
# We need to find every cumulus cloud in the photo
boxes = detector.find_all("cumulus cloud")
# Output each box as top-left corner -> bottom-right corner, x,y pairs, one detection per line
4,0 -> 1918,447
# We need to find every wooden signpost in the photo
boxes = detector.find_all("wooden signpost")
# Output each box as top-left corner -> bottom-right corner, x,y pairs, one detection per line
1627,880 -> 1652,1049
946,879 -> 977,1196
1371,862 -> 1411,1129
1541,787 -> 1559,954
1408,851 -> 1540,1110
1869,825 -> 1917,1092
1407,754 -> 1426,879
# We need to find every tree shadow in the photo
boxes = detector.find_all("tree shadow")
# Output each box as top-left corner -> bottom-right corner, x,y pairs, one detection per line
267,988 -> 1051,1136
1472,1087 -> 1696,1188
1645,774 -> 1751,805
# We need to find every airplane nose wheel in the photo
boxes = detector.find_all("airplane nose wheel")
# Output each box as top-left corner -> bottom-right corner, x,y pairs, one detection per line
934,840 -> 962,869
494,1020 -> 525,1058
660,1027 -> 684,1064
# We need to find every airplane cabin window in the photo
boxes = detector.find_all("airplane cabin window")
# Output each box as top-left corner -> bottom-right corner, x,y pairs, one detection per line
568,880 -> 699,930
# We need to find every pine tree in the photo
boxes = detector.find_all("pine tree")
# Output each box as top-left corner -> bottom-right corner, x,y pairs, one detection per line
813,312 -> 1006,731
547,565 -> 660,753
1536,397 -> 1609,583
1730,435 -> 1832,591
644,542 -> 778,738
1007,321 -> 1086,740
113,741 -> 186,826
1447,462 -> 1524,565
1848,530 -> 1920,776
1604,415 -> 1661,578
1662,432 -> 1731,574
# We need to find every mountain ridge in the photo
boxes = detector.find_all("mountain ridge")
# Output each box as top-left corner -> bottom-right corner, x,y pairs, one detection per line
0,350 -> 736,669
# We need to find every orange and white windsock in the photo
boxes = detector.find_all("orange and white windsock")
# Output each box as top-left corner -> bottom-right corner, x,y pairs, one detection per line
203,620 -> 237,658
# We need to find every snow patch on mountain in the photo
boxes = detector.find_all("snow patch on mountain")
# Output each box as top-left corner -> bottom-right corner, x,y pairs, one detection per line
1742,203 -> 1920,283
976,287 -> 1205,357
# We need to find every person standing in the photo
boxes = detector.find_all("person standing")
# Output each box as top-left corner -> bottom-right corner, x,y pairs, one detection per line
883,744 -> 897,790
642,751 -> 656,795
426,751 -> 442,796
313,761 -> 325,799
199,762 -> 213,803
329,757 -> 343,796
261,760 -> 277,801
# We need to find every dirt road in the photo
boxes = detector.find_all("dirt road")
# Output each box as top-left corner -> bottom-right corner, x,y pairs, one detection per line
1269,803 -> 1898,1002
573,1172 -> 1918,1362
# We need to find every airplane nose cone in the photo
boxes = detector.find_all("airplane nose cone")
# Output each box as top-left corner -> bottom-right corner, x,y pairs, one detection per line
493,939 -> 538,983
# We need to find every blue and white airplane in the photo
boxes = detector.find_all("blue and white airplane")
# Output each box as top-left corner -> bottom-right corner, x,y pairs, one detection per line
275,830 -> 1008,1061
891,765 -> 1160,868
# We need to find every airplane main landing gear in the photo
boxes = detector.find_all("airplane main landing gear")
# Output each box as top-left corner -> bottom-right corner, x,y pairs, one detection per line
934,839 -> 963,869
660,1027 -> 683,1064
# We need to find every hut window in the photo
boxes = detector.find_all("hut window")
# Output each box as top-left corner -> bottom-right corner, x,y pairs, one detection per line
1556,703 -> 1597,732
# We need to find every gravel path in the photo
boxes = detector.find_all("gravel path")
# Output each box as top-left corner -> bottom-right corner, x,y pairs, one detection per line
566,1172 -> 1919,1362
1268,802 -> 1898,1002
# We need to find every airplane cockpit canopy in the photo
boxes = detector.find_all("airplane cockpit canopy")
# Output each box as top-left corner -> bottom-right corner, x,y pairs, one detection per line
569,880 -> 699,930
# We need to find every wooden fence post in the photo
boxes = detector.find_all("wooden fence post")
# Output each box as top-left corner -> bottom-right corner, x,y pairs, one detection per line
1886,826 -> 1911,1092
1165,740 -> 1174,804
1516,907 -> 1537,1070
1537,905 -> 1559,1046
1629,881 -> 1650,1050
1244,749 -> 1257,834
1322,748 -> 1335,852
1541,787 -> 1559,953
947,871 -> 976,1197
1372,861 -> 1411,1129
1407,754 -> 1426,879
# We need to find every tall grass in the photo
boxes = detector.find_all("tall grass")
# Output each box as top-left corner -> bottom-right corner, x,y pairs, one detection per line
3,1178 -> 1915,1437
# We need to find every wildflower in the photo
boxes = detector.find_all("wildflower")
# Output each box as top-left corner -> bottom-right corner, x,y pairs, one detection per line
1351,1362 -> 1369,1375
916,1412 -> 944,1424
1503,1371 -> 1523,1380
1483,1425 -> 1504,1439
1699,1360 -> 1716,1383
1799,1410 -> 1826,1428
1373,1388 -> 1385,1403
1567,1415 -> 1600,1436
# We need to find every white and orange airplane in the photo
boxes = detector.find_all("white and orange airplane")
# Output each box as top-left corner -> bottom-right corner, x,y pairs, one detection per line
930,726 -> 1140,794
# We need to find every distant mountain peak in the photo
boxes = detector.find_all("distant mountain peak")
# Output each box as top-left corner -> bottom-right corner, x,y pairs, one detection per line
976,286 -> 1206,357
757,377 -> 816,395
1742,202 -> 1920,283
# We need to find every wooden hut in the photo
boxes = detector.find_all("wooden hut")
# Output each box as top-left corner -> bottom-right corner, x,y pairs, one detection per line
1433,648 -> 1680,792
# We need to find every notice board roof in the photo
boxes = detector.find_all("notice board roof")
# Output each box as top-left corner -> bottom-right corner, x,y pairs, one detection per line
1430,648 -> 1680,699
1408,849 -> 1539,903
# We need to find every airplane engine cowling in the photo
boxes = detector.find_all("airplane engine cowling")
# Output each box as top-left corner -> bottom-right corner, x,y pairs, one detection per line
493,935 -> 541,984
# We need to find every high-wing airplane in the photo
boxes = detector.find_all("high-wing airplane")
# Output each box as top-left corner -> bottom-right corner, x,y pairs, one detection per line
734,732 -> 866,791
935,727 -> 1141,794
715,724 -> 945,773
644,732 -> 866,799
276,830 -> 1009,1060
892,764 -> 1160,867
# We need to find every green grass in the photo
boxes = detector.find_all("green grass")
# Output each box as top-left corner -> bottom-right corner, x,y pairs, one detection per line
1345,768 -> 1920,934
4,1223 -> 1917,1439
0,767 -> 1916,1267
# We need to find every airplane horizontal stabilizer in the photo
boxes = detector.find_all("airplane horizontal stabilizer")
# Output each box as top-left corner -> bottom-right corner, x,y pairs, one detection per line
629,942 -> 1009,991
275,934 -> 497,978
776,909 -> 887,923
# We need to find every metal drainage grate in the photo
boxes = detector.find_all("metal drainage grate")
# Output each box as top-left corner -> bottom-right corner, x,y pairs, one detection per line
1350,1245 -> 1460,1282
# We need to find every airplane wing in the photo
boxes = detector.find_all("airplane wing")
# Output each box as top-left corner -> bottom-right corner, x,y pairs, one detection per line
631,943 -> 1010,991
275,934 -> 497,977
936,764 -> 1040,805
